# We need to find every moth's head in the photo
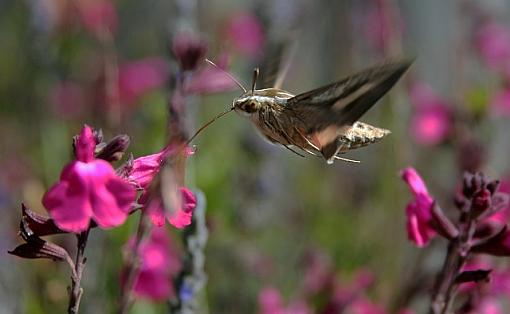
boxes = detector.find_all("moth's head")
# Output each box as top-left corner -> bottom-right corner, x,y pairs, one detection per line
233,95 -> 261,116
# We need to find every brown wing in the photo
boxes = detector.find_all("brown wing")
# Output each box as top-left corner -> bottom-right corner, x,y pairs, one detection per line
286,59 -> 412,161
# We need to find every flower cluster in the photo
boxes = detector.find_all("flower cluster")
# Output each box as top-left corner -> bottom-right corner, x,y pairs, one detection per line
401,168 -> 510,313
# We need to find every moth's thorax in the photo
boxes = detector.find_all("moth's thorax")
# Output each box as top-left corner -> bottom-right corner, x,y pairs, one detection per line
233,88 -> 294,117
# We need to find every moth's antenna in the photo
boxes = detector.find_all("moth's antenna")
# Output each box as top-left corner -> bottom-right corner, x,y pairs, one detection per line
204,59 -> 247,93
186,107 -> 235,145
251,68 -> 259,95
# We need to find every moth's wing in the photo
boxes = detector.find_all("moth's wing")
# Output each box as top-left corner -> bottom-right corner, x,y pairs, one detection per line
286,59 -> 412,161
257,40 -> 286,89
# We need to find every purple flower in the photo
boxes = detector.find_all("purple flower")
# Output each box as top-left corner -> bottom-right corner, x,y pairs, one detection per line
42,125 -> 136,232
409,82 -> 451,146
172,32 -> 207,72
126,227 -> 181,301
224,12 -> 265,58
118,58 -> 169,105
400,167 -> 436,247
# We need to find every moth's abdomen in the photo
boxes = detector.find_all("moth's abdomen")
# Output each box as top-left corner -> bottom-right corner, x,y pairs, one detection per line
336,122 -> 390,153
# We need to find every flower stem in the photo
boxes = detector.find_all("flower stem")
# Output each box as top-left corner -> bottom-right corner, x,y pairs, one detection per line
118,210 -> 151,314
429,211 -> 475,314
67,228 -> 90,314
170,191 -> 208,314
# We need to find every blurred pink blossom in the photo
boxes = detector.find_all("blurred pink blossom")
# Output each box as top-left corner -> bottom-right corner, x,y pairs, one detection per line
258,287 -> 311,314
184,54 -> 239,95
400,167 -> 436,247
344,298 -> 386,314
42,125 -> 135,232
302,249 -> 334,295
76,0 -> 118,35
475,298 -> 503,314
172,32 -> 207,72
118,58 -> 169,105
224,12 -> 265,58
409,82 -> 451,146
475,22 -> 510,72
127,227 -> 181,300
363,0 -> 402,53
490,87 -> 510,117
48,81 -> 86,119
145,187 -> 197,229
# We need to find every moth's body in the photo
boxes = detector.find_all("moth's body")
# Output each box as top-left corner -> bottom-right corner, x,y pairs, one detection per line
234,88 -> 391,163
229,59 -> 411,164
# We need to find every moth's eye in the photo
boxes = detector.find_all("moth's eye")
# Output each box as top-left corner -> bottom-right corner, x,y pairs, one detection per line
242,102 -> 257,113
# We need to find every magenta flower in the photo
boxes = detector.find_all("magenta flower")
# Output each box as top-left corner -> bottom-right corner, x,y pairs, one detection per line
127,227 -> 181,301
224,12 -> 265,58
475,21 -> 510,72
127,146 -> 194,191
409,82 -> 451,146
146,187 -> 197,229
42,125 -> 136,232
76,0 -> 118,35
491,87 -> 510,117
400,167 -> 436,247
118,58 -> 169,105
258,287 -> 311,314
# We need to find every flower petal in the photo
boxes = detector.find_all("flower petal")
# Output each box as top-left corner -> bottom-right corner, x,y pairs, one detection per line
42,162 -> 93,232
75,125 -> 95,163
401,167 -> 429,196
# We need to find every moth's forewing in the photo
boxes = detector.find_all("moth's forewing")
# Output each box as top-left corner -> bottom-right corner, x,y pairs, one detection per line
286,59 -> 412,161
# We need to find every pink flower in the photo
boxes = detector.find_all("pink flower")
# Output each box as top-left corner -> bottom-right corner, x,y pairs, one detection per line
258,287 -> 311,314
76,0 -> 117,35
409,82 -> 451,146
224,12 -> 264,58
127,146 -> 194,191
127,227 -> 181,301
491,87 -> 510,117
146,187 -> 197,229
118,58 -> 169,105
184,54 -> 239,95
489,179 -> 510,223
475,22 -> 510,72
400,167 -> 436,247
42,125 -> 136,232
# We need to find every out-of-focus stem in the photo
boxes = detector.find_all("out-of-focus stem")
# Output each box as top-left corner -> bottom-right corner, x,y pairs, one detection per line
118,210 -> 151,314
67,228 -> 90,314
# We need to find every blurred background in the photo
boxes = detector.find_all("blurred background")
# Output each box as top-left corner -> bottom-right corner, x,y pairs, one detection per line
2,0 -> 510,313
